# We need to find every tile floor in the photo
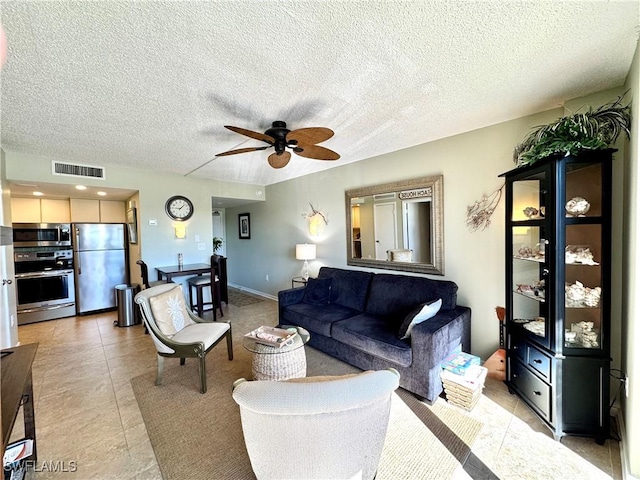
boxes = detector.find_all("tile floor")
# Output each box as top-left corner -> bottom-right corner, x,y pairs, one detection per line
8,296 -> 622,479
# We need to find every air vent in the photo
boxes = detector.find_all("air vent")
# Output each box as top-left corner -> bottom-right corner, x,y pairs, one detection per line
373,192 -> 395,201
52,161 -> 105,180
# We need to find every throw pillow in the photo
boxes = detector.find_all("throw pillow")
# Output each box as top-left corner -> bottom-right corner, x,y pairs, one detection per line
149,288 -> 191,336
302,277 -> 332,306
398,298 -> 443,340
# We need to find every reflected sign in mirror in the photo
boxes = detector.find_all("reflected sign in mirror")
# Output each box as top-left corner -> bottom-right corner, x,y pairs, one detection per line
345,176 -> 444,275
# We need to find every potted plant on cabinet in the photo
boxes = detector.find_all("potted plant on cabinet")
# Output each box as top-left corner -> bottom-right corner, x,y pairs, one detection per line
513,94 -> 631,168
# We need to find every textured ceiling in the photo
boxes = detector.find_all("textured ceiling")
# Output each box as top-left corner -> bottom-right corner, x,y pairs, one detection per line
1,1 -> 639,189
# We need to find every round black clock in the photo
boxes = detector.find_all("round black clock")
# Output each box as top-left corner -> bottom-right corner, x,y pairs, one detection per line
165,195 -> 194,221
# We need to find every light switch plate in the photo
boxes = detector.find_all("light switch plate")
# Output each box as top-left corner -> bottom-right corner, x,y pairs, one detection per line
148,219 -> 157,226
197,243 -> 206,250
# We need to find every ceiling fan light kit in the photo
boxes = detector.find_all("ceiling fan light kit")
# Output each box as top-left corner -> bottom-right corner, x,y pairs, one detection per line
216,121 -> 340,169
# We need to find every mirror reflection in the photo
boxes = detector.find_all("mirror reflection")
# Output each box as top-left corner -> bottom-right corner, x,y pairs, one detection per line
346,176 -> 444,275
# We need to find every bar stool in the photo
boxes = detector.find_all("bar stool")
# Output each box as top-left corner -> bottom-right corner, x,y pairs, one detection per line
187,255 -> 224,320
136,260 -> 167,289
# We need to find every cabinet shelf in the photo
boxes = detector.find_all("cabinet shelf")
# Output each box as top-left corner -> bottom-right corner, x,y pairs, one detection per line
513,290 -> 545,302
513,256 -> 546,263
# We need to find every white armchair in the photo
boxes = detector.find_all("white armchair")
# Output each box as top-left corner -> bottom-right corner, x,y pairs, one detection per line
232,369 -> 400,480
135,283 -> 233,393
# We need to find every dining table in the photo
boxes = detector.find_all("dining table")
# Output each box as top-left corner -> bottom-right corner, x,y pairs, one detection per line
155,263 -> 211,282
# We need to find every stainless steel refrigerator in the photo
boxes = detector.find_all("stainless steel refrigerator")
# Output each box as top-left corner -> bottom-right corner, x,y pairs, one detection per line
73,223 -> 127,314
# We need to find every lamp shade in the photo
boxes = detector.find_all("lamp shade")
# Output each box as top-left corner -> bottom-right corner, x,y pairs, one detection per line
295,243 -> 316,261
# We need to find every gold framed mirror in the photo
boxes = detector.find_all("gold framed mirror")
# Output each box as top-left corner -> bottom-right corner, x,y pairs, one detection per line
345,175 -> 444,275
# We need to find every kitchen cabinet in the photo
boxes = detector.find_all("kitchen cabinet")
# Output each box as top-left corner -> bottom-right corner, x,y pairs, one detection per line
500,149 -> 613,443
10,198 -> 41,223
69,199 -> 100,222
99,201 -> 126,223
11,198 -> 70,223
41,199 -> 71,222
70,199 -> 125,223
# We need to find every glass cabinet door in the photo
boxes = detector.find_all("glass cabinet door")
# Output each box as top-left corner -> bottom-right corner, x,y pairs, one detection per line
509,170 -> 550,349
563,162 -> 605,353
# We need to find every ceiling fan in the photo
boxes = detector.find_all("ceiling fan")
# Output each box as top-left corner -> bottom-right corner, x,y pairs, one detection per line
215,121 -> 340,169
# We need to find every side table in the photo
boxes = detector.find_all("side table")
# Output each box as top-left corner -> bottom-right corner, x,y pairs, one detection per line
243,326 -> 310,381
291,276 -> 308,288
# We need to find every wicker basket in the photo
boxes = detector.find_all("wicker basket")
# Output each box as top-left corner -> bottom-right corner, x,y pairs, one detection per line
251,335 -> 307,381
441,366 -> 487,411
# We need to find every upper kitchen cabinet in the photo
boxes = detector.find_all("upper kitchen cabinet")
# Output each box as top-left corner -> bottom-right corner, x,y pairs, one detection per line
12,198 -> 126,224
11,198 -> 71,223
69,199 -> 125,223
70,199 -> 100,222
99,201 -> 126,223
41,199 -> 71,222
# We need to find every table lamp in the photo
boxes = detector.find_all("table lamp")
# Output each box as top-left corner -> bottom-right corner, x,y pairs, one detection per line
295,243 -> 316,280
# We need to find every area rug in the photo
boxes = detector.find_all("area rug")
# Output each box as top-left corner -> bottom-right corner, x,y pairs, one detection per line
131,317 -> 483,480
226,289 -> 265,307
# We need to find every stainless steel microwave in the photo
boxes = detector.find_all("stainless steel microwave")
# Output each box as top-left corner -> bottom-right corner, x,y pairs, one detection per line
12,223 -> 72,247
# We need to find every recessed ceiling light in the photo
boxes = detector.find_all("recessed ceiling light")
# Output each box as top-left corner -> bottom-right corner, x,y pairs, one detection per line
33,191 -> 44,196
75,185 -> 87,190
97,191 -> 107,196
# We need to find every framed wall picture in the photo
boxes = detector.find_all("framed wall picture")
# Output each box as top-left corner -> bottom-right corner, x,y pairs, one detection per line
238,213 -> 251,239
126,207 -> 138,244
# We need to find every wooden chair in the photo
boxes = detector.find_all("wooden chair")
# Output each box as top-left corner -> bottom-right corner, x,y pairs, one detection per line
187,255 -> 224,320
134,283 -> 233,393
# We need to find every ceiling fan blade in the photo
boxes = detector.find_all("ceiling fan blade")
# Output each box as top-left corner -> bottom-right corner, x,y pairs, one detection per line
224,125 -> 275,144
215,146 -> 270,157
286,127 -> 334,145
293,144 -> 340,161
268,151 -> 291,169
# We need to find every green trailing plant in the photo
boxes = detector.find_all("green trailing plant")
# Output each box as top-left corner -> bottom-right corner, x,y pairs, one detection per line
513,94 -> 631,167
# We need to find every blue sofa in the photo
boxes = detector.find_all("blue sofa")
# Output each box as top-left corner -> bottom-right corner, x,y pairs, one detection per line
278,267 -> 472,403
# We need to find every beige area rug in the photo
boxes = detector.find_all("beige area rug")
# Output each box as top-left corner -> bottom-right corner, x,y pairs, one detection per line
131,314 -> 483,480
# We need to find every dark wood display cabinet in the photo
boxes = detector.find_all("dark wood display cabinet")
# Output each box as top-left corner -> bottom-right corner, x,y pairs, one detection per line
500,149 -> 614,443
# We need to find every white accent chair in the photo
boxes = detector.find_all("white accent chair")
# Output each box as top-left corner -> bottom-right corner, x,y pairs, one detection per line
135,283 -> 233,393
232,369 -> 400,479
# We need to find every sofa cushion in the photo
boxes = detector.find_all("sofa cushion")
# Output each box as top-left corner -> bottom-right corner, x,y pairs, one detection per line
398,298 -> 442,339
318,267 -> 373,312
332,314 -> 412,367
365,274 -> 458,319
280,302 -> 360,337
302,277 -> 332,306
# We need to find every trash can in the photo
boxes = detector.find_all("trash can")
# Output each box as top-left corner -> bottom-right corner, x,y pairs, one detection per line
114,284 -> 141,327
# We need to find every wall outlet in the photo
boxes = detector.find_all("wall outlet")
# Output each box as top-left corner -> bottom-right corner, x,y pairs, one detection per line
194,234 -> 200,242
265,274 -> 269,281
625,375 -> 629,397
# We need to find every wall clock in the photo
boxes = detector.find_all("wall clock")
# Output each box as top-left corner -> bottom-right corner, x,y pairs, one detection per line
165,195 -> 194,221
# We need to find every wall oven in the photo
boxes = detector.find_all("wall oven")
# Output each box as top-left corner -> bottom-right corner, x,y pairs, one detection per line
14,249 -> 76,324
12,223 -> 72,248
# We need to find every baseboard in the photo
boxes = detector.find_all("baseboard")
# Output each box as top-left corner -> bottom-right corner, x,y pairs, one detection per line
228,283 -> 277,302
612,405 -> 639,480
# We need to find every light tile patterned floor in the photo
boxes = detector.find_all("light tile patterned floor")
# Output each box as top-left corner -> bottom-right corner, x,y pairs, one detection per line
9,297 -> 622,479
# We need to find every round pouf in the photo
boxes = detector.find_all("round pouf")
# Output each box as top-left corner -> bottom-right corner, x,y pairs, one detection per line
251,335 -> 307,381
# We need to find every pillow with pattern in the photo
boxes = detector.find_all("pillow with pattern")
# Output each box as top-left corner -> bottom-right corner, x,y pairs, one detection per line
149,288 -> 191,336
